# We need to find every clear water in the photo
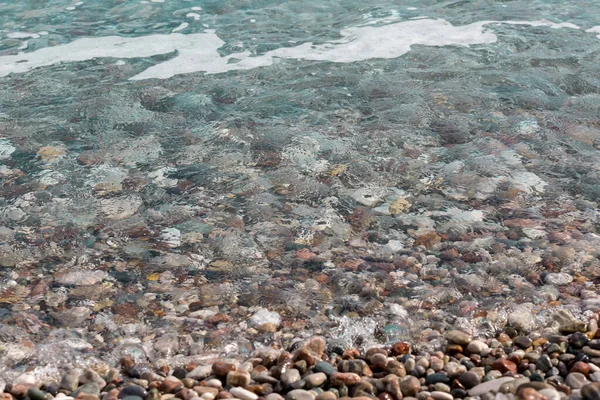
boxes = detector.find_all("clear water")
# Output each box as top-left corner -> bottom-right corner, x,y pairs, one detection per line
1,0 -> 600,375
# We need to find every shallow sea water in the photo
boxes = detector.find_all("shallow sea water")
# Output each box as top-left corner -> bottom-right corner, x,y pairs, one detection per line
1,0 -> 600,380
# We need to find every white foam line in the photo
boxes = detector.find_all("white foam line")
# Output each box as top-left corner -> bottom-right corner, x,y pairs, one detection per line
0,18 -> 585,81
6,32 -> 40,39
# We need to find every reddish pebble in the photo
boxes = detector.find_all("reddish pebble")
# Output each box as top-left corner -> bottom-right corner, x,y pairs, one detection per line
212,361 -> 236,377
330,372 -> 361,386
120,356 -> 136,369
292,348 -> 315,366
571,361 -> 591,375
491,358 -> 517,374
391,342 -> 410,355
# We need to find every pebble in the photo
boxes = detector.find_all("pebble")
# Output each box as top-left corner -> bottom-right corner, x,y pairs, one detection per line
492,359 -> 517,374
330,373 -> 361,386
516,387 -> 546,400
118,385 -> 147,398
61,369 -> 82,391
72,383 -> 100,398
581,382 -> 600,400
566,372 -> 589,389
314,362 -> 336,377
400,376 -> 421,396
285,390 -> 315,400
446,331 -> 471,346
468,378 -> 516,396
229,388 -> 259,400
227,371 -> 251,387
459,371 -> 481,389
187,366 -> 213,380
426,373 -> 450,385
430,391 -> 453,400
281,369 -> 301,385
467,340 -> 488,354
535,355 -> 552,373
514,337 -> 533,349
304,373 -> 327,388
79,369 -> 107,390
27,389 -> 48,400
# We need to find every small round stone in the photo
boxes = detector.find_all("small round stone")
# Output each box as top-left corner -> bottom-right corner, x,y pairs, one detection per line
581,382 -> 600,400
430,391 -> 453,400
459,371 -> 481,389
566,372 -> 589,389
513,337 -> 532,349
426,373 -> 450,385
400,376 -> 421,397
27,389 -> 48,400
229,387 -> 259,400
467,341 -> 488,354
285,390 -> 315,400
304,373 -> 327,388
118,385 -> 146,399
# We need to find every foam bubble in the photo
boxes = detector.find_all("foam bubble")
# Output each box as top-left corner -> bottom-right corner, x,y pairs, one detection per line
587,26 -> 600,38
0,18 -> 584,81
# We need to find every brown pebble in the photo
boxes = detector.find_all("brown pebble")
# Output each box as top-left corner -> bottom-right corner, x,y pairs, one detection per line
370,353 -> 389,370
378,394 -> 394,400
174,389 -> 193,400
497,333 -> 511,344
330,372 -> 361,386
258,322 -> 278,333
391,342 -> 410,356
316,392 -> 337,400
246,385 -> 272,396
516,387 -> 547,400
571,361 -> 591,375
77,395 -> 100,400
386,359 -> 406,377
120,356 -> 136,369
366,348 -> 388,358
381,374 -> 402,400
254,365 -> 269,373
303,336 -> 326,357
293,348 -> 315,367
186,363 -> 198,372
10,384 -> 31,398
491,358 -> 517,374
342,348 -> 360,359
212,361 -> 236,377
447,344 -> 463,353
226,371 -> 251,387
161,380 -> 184,394
217,391 -> 233,399
0,394 -> 14,400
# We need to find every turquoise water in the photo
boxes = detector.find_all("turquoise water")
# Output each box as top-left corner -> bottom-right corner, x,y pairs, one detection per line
1,0 -> 600,373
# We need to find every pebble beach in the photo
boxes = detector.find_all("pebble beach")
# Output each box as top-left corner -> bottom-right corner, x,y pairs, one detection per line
3,0 -> 600,400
